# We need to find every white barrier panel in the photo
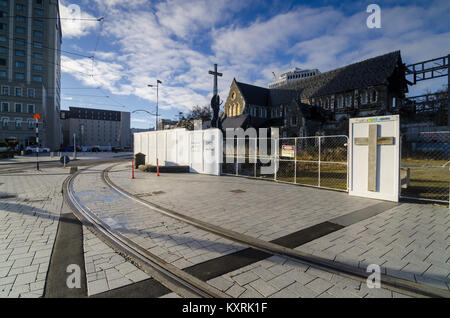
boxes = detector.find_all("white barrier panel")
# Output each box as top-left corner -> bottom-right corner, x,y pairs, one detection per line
349,115 -> 400,202
134,128 -> 222,176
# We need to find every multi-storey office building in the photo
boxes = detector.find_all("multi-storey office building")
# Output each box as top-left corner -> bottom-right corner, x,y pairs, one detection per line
0,0 -> 62,150
60,107 -> 131,149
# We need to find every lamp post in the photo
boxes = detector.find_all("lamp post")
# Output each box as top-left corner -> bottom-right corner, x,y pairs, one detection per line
148,80 -> 162,130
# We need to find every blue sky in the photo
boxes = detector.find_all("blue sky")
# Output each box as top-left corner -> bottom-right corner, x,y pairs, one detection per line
59,0 -> 450,129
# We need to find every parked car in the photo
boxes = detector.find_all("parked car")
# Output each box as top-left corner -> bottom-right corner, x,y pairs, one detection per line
0,142 -> 11,153
25,146 -> 50,153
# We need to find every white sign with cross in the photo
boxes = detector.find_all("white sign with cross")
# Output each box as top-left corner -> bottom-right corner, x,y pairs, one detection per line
349,115 -> 400,202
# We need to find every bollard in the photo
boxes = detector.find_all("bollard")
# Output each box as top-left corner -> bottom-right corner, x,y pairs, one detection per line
132,159 -> 135,179
157,158 -> 160,177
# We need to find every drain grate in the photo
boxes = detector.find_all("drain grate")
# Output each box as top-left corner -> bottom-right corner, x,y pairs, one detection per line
230,189 -> 246,194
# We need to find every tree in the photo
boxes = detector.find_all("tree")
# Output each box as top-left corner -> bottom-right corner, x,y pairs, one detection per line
187,105 -> 211,121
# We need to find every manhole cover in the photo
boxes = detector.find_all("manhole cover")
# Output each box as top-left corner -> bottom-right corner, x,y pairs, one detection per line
230,189 -> 246,194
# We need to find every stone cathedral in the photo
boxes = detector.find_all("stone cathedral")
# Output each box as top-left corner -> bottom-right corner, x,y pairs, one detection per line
221,51 -> 409,137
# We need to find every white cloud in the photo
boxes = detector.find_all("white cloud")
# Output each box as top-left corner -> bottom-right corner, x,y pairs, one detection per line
61,0 -> 450,115
60,0 -> 99,38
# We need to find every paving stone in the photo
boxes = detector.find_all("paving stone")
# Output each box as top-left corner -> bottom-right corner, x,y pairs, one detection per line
249,279 -> 278,297
226,284 -> 246,298
232,271 -> 260,286
305,278 -> 334,294
208,276 -> 234,292
88,278 -> 109,296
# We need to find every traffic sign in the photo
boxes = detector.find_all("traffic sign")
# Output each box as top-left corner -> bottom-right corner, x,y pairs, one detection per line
60,155 -> 70,165
34,113 -> 40,121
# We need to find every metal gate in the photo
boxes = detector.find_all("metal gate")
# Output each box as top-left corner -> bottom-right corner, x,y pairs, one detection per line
223,135 -> 349,192
401,131 -> 450,205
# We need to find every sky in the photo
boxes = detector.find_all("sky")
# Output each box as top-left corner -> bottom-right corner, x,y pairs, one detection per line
59,0 -> 450,129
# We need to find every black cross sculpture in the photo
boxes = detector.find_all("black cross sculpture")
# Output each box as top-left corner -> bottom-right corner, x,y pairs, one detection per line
209,64 -> 222,128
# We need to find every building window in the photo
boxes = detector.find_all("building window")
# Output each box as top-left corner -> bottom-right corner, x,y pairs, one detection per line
0,1 -> 7,8
16,27 -> 26,34
33,64 -> 43,71
2,117 -> 8,128
371,90 -> 377,103
1,102 -> 8,112
33,31 -> 43,38
34,8 -> 43,16
0,70 -> 5,78
33,53 -> 42,59
28,119 -> 34,129
0,11 -> 6,18
290,116 -> 297,126
27,104 -> 34,113
338,96 -> 344,108
361,90 -> 368,104
33,75 -> 42,82
345,95 -> 352,107
15,38 -> 25,46
28,89 -> 35,98
15,104 -> 22,113
15,50 -> 25,57
0,46 -> 6,54
15,61 -> 25,68
16,4 -> 26,11
2,86 -> 8,95
0,23 -> 7,30
0,35 -> 6,42
33,42 -> 42,49
15,119 -> 21,129
16,15 -> 27,23
15,72 -> 25,80
33,20 -> 43,28
15,87 -> 22,96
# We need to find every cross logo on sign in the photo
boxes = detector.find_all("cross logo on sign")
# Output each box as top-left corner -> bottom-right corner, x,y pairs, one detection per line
354,124 -> 395,192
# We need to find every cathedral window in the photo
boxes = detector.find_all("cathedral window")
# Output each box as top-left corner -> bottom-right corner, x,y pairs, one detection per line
345,95 -> 352,107
361,90 -> 368,104
338,96 -> 344,108
371,90 -> 377,103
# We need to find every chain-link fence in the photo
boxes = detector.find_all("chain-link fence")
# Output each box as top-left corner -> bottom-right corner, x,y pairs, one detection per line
401,131 -> 450,205
223,136 -> 348,191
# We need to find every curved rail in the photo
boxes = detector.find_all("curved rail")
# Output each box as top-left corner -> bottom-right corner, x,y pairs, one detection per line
103,162 -> 450,299
63,164 -> 228,298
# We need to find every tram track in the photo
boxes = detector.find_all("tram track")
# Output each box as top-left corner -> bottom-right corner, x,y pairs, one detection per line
102,162 -> 450,299
63,163 -> 229,298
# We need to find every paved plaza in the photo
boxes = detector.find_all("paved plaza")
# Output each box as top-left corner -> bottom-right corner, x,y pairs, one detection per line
0,168 -> 66,298
0,161 -> 448,298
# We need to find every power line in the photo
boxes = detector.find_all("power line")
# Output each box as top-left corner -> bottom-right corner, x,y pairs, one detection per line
0,32 -> 94,59
2,15 -> 103,21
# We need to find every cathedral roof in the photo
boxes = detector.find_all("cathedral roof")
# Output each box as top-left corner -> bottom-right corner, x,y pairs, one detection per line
281,50 -> 403,98
235,81 -> 270,106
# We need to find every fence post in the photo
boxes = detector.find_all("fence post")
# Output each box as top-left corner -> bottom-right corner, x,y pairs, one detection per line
294,138 -> 297,184
274,137 -> 278,182
318,136 -> 321,188
254,138 -> 257,178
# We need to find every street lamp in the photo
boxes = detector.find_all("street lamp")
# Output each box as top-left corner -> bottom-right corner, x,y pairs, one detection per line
148,80 -> 162,130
